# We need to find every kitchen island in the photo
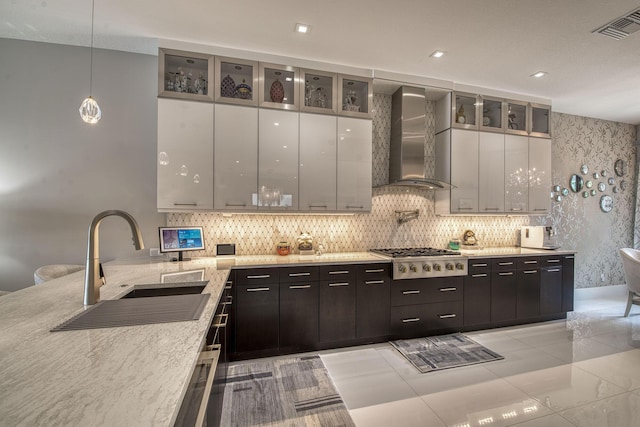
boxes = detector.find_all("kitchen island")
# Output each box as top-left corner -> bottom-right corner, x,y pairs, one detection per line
0,252 -> 384,426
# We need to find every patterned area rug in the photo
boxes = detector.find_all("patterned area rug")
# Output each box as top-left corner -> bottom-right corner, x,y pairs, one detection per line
390,333 -> 504,373
221,355 -> 355,427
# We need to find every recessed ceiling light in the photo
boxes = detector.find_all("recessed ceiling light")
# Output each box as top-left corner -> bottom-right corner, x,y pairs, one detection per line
295,23 -> 310,34
430,50 -> 446,58
531,71 -> 547,78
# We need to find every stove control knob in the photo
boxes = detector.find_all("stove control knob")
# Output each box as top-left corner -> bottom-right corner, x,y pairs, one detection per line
398,264 -> 407,273
409,264 -> 417,273
456,262 -> 465,270
433,263 -> 442,271
446,263 -> 454,271
422,264 -> 431,272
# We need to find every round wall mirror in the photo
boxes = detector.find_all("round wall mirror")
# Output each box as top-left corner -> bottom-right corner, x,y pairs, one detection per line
581,165 -> 589,174
570,174 -> 584,192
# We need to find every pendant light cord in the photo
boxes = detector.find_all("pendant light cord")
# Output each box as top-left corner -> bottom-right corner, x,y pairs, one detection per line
89,0 -> 95,97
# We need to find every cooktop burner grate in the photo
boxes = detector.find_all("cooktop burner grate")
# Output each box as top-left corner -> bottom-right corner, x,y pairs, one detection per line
370,247 -> 461,257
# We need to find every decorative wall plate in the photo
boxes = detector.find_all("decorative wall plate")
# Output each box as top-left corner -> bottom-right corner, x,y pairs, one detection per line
581,164 -> 589,174
600,195 -> 613,213
615,159 -> 626,177
598,182 -> 606,192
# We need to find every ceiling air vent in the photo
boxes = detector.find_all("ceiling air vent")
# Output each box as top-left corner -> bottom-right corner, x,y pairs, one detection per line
595,8 -> 640,40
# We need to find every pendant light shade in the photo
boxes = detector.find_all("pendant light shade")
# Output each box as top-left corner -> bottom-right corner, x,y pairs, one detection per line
79,96 -> 102,124
79,0 -> 101,124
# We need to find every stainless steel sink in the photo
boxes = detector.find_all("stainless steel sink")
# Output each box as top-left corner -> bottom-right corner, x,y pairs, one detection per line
51,281 -> 210,332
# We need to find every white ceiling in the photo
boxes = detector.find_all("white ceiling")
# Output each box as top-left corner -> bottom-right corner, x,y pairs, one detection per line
3,0 -> 640,125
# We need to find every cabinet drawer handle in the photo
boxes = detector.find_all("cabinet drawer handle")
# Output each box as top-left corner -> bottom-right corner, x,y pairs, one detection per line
173,202 -> 197,206
402,318 -> 420,323
439,314 -> 457,319
402,290 -> 420,295
247,287 -> 269,292
457,207 -> 474,210
547,268 -> 561,273
309,204 -> 328,208
225,202 -> 247,207
439,287 -> 457,292
511,208 -> 523,211
329,282 -> 349,287
546,259 -> 561,263
247,274 -> 270,279
329,270 -> 350,275
565,256 -> 575,259
523,270 -> 538,274
472,273 -> 488,278
365,269 -> 385,273
346,204 -> 364,209
498,262 -> 514,266
289,272 -> 311,277
472,263 -> 488,267
484,207 -> 499,211
365,280 -> 385,285
498,272 -> 514,276
533,208 -> 547,211
290,285 -> 311,289
523,260 -> 538,264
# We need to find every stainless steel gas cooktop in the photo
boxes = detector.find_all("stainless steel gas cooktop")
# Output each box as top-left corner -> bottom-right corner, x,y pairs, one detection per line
370,247 -> 467,280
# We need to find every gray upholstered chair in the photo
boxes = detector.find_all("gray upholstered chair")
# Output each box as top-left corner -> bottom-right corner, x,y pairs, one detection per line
619,248 -> 640,316
34,264 -> 84,285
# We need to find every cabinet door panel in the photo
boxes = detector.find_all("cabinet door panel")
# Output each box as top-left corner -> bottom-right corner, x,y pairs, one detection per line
319,280 -> 356,343
517,269 -> 540,319
491,271 -> 517,322
540,267 -> 563,315
562,256 -> 575,312
279,282 -> 318,350
258,109 -> 299,210
214,104 -> 258,210
337,117 -> 372,211
300,114 -> 337,211
450,129 -> 479,213
235,284 -> 278,353
479,132 -> 505,212
504,134 -> 529,213
464,272 -> 491,326
529,137 -> 551,213
356,264 -> 391,338
157,99 -> 214,210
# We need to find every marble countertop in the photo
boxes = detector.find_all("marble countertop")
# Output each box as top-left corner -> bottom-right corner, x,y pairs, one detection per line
0,252 -> 383,426
459,246 -> 577,258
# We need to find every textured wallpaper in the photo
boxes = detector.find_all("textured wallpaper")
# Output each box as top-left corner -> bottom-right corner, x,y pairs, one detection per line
167,96 -> 637,289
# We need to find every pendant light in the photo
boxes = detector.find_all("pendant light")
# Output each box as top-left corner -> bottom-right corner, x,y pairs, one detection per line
79,0 -> 101,124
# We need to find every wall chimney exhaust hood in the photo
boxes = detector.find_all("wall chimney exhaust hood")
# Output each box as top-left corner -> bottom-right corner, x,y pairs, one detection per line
386,86 -> 453,190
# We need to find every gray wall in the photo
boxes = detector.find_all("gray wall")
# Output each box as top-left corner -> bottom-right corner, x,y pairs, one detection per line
0,39 -> 164,291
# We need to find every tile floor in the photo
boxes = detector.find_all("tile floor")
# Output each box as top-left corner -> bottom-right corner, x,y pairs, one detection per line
230,288 -> 640,426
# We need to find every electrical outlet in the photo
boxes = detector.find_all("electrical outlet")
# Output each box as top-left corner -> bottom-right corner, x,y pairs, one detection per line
150,248 -> 161,257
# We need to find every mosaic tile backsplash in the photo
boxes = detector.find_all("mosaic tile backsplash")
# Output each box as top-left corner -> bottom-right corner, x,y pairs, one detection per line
168,95 -> 637,289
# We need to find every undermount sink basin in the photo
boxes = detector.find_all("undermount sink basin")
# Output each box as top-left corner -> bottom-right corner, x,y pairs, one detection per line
120,281 -> 208,299
51,281 -> 210,332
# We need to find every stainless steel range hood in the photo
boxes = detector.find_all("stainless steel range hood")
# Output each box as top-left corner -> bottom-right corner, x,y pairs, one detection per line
387,86 -> 453,190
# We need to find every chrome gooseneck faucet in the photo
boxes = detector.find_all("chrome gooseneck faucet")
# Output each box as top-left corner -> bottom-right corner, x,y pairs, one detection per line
84,210 -> 144,305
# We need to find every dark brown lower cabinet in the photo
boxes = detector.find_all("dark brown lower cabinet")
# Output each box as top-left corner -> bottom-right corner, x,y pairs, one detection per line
356,264 -> 391,339
319,280 -> 356,343
464,260 -> 491,326
517,269 -> 541,319
540,266 -> 563,315
235,283 -> 279,354
491,270 -> 517,322
562,255 -> 575,312
279,281 -> 318,351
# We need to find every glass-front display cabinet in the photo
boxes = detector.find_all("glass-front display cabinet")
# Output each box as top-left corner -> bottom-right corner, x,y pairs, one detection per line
479,96 -> 504,132
505,100 -> 528,136
530,103 -> 551,138
338,74 -> 373,119
158,48 -> 214,102
214,56 -> 259,106
300,69 -> 338,115
259,63 -> 299,110
451,92 -> 479,129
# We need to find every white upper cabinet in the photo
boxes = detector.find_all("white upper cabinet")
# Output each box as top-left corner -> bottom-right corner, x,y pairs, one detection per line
214,104 -> 258,210
450,129 -> 479,213
505,134 -> 529,213
299,113 -> 337,211
528,137 -> 552,213
157,98 -> 213,211
258,109 -> 299,210
530,103 -> 552,138
337,117 -> 372,212
478,132 -> 505,213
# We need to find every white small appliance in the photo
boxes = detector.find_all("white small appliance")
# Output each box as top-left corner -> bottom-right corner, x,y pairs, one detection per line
520,226 -> 559,250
